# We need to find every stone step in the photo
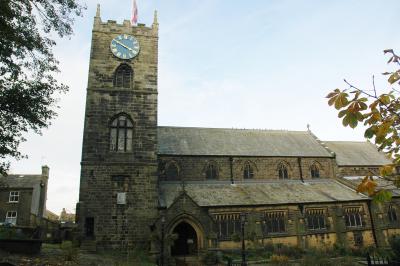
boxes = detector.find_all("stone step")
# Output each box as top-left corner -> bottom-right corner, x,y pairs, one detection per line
173,256 -> 202,266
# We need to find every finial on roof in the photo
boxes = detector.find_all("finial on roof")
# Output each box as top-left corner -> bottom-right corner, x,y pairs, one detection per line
181,178 -> 186,192
96,4 -> 100,17
153,10 -> 158,24
307,124 -> 310,131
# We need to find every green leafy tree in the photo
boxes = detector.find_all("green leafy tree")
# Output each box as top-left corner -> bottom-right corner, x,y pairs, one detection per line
0,0 -> 84,174
326,49 -> 400,200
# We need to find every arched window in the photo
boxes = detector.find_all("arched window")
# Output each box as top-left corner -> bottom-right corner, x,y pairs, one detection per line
388,205 -> 398,223
206,163 -> 218,179
243,162 -> 254,179
114,64 -> 133,88
110,114 -> 133,152
278,163 -> 289,179
310,163 -> 320,178
166,163 -> 179,180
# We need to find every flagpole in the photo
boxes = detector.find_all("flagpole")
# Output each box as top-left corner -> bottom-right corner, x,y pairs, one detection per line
131,0 -> 138,26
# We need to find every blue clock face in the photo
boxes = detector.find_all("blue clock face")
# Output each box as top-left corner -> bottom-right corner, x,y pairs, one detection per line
110,34 -> 140,60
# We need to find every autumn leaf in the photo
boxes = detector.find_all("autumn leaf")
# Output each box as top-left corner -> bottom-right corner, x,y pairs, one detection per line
380,164 -> 395,176
327,89 -> 349,110
388,72 -> 400,84
356,176 -> 377,196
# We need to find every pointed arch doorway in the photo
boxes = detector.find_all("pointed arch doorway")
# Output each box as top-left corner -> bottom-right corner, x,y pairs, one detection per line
171,221 -> 198,256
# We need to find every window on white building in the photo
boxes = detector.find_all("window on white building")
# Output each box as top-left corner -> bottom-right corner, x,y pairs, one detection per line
9,191 -> 19,203
5,211 -> 17,225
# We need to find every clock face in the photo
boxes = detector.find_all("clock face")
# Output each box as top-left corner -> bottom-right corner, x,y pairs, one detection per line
110,34 -> 140,60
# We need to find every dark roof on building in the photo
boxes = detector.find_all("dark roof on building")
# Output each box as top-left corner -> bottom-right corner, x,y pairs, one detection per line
0,174 -> 43,188
324,141 -> 391,166
159,179 -> 367,208
158,127 -> 333,157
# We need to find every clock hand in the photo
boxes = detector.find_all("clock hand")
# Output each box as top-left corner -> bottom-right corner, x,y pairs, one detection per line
114,40 -> 134,52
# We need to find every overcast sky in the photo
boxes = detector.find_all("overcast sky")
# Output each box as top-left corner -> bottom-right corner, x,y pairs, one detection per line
8,0 -> 400,214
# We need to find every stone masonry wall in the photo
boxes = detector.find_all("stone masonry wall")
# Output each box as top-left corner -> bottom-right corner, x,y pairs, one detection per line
78,16 -> 159,250
158,156 -> 335,181
205,201 -> 374,249
0,188 -> 33,226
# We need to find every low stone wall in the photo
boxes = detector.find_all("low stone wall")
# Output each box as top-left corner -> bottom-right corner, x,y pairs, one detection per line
0,239 -> 42,254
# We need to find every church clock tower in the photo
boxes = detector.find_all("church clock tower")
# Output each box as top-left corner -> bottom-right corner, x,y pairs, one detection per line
77,5 -> 159,250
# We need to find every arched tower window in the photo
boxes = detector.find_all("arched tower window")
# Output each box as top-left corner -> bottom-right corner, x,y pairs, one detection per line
310,163 -> 320,178
114,64 -> 133,88
243,162 -> 254,179
278,163 -> 289,179
110,114 -> 133,152
206,163 -> 218,179
166,162 -> 179,180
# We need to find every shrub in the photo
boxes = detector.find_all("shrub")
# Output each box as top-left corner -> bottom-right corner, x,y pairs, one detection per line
389,235 -> 400,259
277,244 -> 304,259
332,242 -> 348,256
270,254 -> 289,265
301,253 -> 332,266
201,251 -> 219,265
60,241 -> 78,261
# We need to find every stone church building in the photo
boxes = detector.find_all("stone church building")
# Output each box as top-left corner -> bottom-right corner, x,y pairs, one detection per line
77,8 -> 400,256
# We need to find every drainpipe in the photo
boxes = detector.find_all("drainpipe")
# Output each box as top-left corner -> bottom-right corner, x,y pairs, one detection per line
297,157 -> 304,183
229,157 -> 234,184
367,200 -> 379,248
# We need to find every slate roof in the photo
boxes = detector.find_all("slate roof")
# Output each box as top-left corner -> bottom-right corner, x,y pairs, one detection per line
159,179 -> 367,208
324,141 -> 391,166
158,127 -> 333,157
0,174 -> 43,188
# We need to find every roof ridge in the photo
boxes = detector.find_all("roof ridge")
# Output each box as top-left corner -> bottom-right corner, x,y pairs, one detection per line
324,140 -> 369,144
158,125 -> 309,133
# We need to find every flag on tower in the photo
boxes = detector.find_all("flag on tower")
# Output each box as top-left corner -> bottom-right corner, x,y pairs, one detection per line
131,0 -> 138,25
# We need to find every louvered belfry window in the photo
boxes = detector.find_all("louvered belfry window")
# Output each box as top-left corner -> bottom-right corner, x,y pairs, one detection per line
114,64 -> 133,88
110,114 -> 133,152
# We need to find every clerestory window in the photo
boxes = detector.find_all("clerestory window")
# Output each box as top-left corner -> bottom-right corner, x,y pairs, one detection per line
166,163 -> 179,180
110,114 -> 133,152
278,163 -> 289,179
206,163 -> 218,179
310,163 -> 320,178
243,162 -> 254,179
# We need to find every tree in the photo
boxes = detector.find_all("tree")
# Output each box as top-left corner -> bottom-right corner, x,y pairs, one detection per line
0,0 -> 84,174
326,49 -> 400,201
